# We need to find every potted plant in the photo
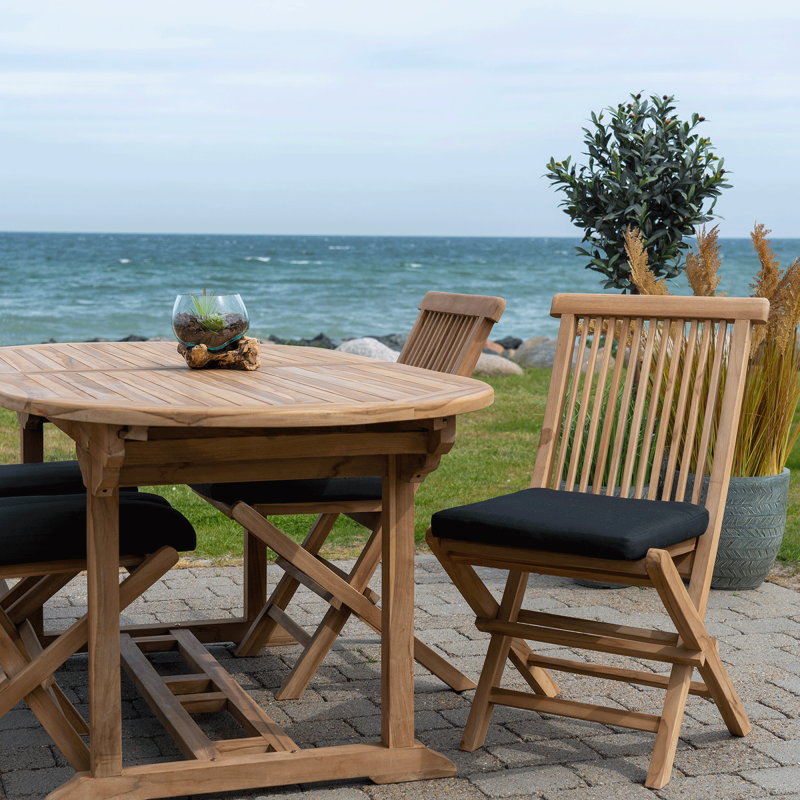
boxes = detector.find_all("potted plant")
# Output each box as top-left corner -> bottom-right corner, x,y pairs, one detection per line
626,224 -> 800,588
545,92 -> 730,292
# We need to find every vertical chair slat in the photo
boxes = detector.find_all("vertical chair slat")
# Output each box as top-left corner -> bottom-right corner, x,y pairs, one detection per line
654,321 -> 687,501
607,317 -> 644,496
556,318 -> 590,490
637,321 -> 671,499
532,314 -> 578,489
566,317 -> 603,491
692,322 -> 729,505
674,320 -> 707,503
579,316 -> 617,493
677,319 -> 714,500
592,317 -> 631,495
620,318 -> 659,499
662,320 -> 699,501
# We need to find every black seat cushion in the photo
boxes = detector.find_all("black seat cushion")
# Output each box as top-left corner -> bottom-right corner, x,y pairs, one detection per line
0,461 -> 138,497
191,477 -> 383,506
0,493 -> 196,566
431,487 -> 709,561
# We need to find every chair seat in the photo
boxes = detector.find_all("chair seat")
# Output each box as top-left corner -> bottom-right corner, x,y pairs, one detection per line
0,461 -> 138,497
191,477 -> 383,506
431,487 -> 709,561
0,493 -> 196,565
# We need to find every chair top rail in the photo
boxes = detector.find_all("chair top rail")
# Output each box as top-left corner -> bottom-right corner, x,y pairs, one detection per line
418,292 -> 506,323
550,294 -> 769,324
399,292 -> 506,378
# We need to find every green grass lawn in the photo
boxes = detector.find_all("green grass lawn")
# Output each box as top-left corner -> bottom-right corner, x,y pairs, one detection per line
2,367 -> 798,568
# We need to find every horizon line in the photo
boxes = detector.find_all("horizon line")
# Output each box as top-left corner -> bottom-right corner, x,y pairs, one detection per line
3,230 -> 798,241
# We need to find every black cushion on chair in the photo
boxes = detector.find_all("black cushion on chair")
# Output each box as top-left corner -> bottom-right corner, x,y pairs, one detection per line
0,461 -> 138,497
431,487 -> 709,561
190,477 -> 383,506
0,493 -> 196,566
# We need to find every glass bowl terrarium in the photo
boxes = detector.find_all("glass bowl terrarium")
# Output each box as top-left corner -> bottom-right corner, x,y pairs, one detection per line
172,291 -> 249,351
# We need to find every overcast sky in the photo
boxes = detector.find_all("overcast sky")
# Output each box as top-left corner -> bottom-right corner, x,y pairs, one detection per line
1,1 -> 797,238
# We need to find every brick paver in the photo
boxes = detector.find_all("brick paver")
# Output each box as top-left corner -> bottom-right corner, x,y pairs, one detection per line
3,554 -> 799,799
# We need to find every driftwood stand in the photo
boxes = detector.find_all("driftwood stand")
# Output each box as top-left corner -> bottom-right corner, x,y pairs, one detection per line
178,336 -> 261,370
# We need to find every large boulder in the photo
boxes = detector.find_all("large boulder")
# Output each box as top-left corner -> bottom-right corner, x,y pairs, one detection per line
473,353 -> 523,377
512,337 -> 558,368
336,338 -> 400,362
368,333 -> 408,352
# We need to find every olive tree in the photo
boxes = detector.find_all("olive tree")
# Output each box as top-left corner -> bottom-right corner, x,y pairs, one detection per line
545,93 -> 730,291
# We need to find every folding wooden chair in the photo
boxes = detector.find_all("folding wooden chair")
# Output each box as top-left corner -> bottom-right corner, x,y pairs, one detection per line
0,492 -> 196,770
0,460 -> 145,638
192,291 -> 506,699
426,293 -> 768,789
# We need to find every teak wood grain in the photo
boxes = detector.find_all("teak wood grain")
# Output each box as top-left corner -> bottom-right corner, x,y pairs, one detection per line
0,341 -> 492,427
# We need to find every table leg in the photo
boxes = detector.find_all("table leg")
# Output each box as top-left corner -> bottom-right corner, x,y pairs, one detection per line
17,412 -> 45,463
381,456 -> 415,749
87,487 -> 123,777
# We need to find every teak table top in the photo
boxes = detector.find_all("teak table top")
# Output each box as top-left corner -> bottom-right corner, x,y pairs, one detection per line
0,340 -> 494,427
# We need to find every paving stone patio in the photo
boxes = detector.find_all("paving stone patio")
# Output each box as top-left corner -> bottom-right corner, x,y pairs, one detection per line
4,555 -> 800,800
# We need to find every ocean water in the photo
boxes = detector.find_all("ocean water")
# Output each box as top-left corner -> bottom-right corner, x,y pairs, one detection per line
1,232 -> 798,348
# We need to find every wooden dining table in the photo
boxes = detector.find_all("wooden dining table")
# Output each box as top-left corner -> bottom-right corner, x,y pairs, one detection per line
0,340 -> 494,800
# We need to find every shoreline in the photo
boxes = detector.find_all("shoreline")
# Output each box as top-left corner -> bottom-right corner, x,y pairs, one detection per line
32,331 -> 527,353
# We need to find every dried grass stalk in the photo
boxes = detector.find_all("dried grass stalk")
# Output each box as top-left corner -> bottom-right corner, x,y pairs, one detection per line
750,223 -> 782,300
765,257 -> 800,355
733,332 -> 800,477
686,225 -> 722,297
625,227 -> 670,296
639,221 -> 800,477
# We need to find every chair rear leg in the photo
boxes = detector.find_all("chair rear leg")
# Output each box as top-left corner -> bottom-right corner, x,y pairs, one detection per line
646,548 -> 750,737
278,516 -> 478,698
698,645 -> 751,736
235,513 -> 339,657
275,520 -> 383,698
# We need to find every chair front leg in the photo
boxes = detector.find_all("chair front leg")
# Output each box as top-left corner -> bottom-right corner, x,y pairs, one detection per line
645,664 -> 693,789
426,531 -> 558,697
461,570 -> 529,752
276,520 -> 383,698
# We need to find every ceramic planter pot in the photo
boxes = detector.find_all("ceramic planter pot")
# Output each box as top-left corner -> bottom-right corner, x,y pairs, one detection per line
678,469 -> 790,590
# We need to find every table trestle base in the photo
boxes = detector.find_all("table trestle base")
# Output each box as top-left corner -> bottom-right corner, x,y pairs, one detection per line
120,629 -> 296,761
47,742 -> 456,800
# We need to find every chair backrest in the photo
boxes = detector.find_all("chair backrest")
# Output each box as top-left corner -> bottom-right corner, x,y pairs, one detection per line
398,292 -> 506,377
530,294 -> 769,609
